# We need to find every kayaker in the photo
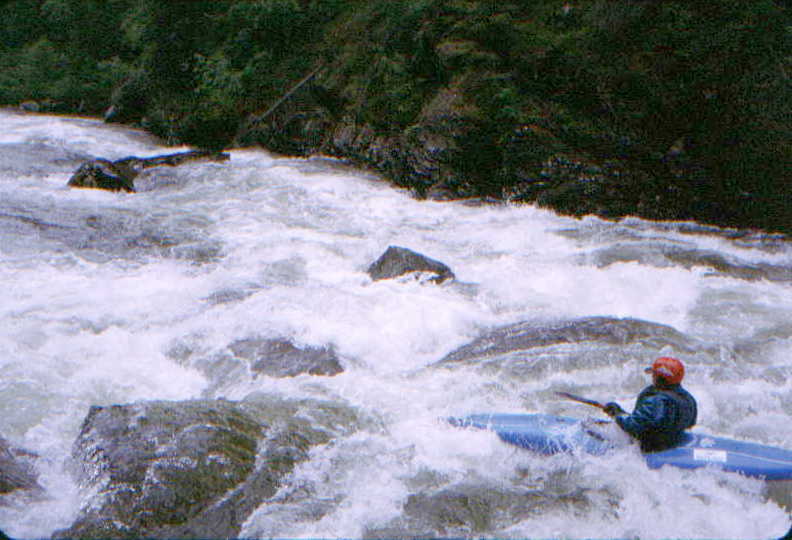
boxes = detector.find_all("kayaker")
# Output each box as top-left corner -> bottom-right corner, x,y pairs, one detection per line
603,357 -> 698,453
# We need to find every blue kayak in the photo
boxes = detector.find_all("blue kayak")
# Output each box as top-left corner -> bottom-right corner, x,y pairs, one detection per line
449,413 -> 792,481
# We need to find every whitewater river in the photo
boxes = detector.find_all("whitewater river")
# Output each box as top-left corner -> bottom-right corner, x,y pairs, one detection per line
0,109 -> 790,539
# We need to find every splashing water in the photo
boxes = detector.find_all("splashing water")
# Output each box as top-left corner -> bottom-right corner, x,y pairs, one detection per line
0,110 -> 790,538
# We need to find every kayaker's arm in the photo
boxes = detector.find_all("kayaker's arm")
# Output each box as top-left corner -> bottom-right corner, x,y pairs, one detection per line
611,395 -> 670,437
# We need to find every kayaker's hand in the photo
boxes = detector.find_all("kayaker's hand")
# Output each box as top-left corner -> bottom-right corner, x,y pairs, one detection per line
603,402 -> 626,417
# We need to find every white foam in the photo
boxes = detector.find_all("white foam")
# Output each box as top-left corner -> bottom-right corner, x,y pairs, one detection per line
1,111 -> 790,538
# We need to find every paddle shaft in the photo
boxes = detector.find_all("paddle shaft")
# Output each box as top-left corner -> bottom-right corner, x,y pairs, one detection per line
555,391 -> 606,410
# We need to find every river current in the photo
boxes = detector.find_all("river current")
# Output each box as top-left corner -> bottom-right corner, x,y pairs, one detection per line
0,110 -> 790,539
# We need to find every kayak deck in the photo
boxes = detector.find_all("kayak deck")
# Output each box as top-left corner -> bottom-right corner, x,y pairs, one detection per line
450,413 -> 792,480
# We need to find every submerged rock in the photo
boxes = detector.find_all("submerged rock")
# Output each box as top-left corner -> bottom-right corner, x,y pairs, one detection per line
367,245 -> 455,284
433,316 -> 712,380
589,242 -> 792,283
0,435 -> 40,497
230,337 -> 343,378
169,336 -> 344,397
438,317 -> 702,365
54,397 -> 345,539
19,100 -> 40,113
365,482 -> 594,538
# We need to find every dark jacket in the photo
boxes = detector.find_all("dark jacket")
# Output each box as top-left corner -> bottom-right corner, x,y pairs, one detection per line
615,384 -> 697,452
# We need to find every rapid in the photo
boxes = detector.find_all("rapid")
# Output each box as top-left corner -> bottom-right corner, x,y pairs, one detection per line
0,109 -> 790,539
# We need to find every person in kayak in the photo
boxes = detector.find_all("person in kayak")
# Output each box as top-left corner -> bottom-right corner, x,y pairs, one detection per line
603,357 -> 698,453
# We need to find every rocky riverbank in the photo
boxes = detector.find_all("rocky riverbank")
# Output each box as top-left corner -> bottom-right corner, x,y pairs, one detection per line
232,1 -> 789,234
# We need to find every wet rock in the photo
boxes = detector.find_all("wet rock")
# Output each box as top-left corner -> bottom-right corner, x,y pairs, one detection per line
367,246 -> 455,284
365,483 -> 591,538
175,336 -> 344,396
0,202 -> 221,265
241,392 -> 364,443
433,316 -> 712,380
224,393 -> 368,538
67,159 -> 136,192
114,150 -> 230,175
203,288 -> 257,306
0,435 -> 40,497
18,99 -> 65,113
765,480 -> 792,515
54,400 -> 259,538
733,323 -> 792,362
54,397 -> 341,539
67,151 -> 230,193
439,317 -> 702,365
590,242 -> 792,283
18,101 -> 40,113
230,338 -> 343,378
504,153 -> 659,220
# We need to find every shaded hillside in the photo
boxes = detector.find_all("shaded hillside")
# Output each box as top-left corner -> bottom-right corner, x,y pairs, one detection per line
1,0 -> 789,233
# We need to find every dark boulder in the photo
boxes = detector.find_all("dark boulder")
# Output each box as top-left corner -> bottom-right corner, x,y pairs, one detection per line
438,317 -> 702,365
367,246 -> 455,284
67,151 -> 230,193
433,316 -> 712,380
0,435 -> 40,497
67,159 -> 136,192
168,336 -> 344,396
19,101 -> 40,113
365,482 -> 595,538
230,338 -> 343,378
440,317 -> 695,363
113,150 -> 230,176
54,400 -> 260,538
53,397 -> 344,539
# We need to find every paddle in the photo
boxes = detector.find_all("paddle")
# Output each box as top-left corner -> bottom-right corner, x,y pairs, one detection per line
555,391 -> 606,411
555,391 -> 621,433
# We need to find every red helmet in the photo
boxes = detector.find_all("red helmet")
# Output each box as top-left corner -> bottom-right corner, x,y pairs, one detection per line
645,356 -> 685,385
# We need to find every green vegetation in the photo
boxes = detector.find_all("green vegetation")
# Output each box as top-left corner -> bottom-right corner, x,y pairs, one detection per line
1,0 -> 788,233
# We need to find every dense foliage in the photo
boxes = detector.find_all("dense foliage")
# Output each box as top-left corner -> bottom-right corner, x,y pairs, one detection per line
1,0 -> 788,233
